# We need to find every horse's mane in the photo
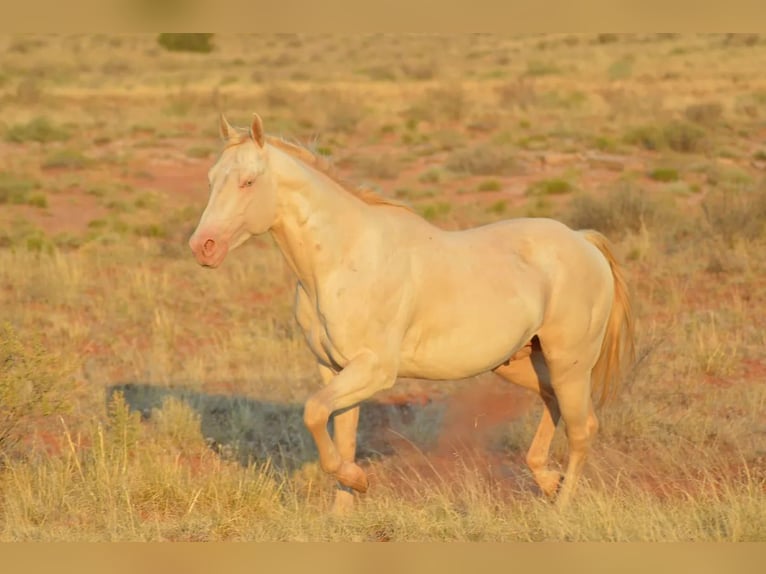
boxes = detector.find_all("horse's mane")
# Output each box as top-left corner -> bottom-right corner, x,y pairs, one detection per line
227,129 -> 413,212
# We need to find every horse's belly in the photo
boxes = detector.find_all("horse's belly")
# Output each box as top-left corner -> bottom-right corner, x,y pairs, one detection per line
397,316 -> 536,380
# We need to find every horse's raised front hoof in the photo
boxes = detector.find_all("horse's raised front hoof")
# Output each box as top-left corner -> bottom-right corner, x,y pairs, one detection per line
535,469 -> 564,499
336,461 -> 368,493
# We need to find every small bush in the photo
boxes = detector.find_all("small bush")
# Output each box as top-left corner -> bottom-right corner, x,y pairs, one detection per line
26,193 -> 48,209
607,56 -> 634,81
477,179 -> 502,192
5,117 -> 70,144
524,60 -> 560,77
596,33 -> 620,44
418,201 -> 452,221
419,169 -> 443,184
445,144 -> 520,176
157,33 -> 214,54
624,124 -> 665,151
0,323 -> 75,458
684,102 -> 723,126
624,121 -> 707,154
0,173 -> 39,204
486,200 -> 507,215
564,182 -> 661,238
663,120 -> 707,153
648,167 -> 679,182
527,178 -> 574,196
701,184 -> 766,245
42,149 -> 90,170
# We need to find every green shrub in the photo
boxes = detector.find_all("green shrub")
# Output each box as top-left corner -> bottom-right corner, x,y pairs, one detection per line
5,117 -> 70,143
0,173 -> 39,204
624,121 -> 707,154
684,102 -> 723,126
42,149 -> 90,170
0,323 -> 75,458
157,33 -> 214,54
564,181 -> 661,238
648,167 -> 679,182
663,120 -> 707,153
477,179 -> 502,192
446,144 -> 519,176
527,178 -> 574,196
418,202 -> 452,221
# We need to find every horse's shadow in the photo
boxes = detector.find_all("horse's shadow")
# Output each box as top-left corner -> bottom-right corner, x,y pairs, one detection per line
107,382 -> 448,474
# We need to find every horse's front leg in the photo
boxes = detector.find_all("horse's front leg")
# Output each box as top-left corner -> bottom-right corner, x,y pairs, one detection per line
304,350 -> 396,496
317,364 -> 361,515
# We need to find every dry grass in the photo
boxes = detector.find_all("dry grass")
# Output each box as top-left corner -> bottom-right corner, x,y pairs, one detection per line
0,33 -> 765,541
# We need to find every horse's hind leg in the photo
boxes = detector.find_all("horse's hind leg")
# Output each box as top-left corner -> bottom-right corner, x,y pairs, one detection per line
548,372 -> 598,508
540,350 -> 600,509
493,349 -> 563,498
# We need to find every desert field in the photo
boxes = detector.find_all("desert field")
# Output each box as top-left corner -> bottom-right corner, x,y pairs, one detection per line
0,33 -> 764,541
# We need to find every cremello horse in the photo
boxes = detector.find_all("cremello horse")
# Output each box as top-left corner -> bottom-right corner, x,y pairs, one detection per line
189,113 -> 635,514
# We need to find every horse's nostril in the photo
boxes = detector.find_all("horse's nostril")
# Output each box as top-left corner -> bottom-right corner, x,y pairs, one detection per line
203,239 -> 216,255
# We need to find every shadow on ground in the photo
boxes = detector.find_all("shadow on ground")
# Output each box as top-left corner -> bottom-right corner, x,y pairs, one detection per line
107,381 -> 453,473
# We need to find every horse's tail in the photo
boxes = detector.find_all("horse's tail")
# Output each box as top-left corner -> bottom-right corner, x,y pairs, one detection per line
581,230 -> 635,407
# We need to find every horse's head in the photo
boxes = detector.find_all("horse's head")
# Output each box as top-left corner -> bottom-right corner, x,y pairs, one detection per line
189,113 -> 278,268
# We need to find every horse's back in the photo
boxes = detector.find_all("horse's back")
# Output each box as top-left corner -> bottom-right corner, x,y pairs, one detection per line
395,217 -> 611,378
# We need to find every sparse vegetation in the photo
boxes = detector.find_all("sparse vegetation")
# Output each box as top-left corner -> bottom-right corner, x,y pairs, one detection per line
445,144 -> 520,176
157,33 -> 214,54
564,181 -> 663,238
0,173 -> 40,204
527,178 -> 574,196
624,120 -> 708,154
648,167 -> 680,182
5,116 -> 70,143
0,33 -> 764,542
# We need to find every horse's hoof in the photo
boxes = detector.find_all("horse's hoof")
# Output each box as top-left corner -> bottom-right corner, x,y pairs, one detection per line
535,470 -> 564,499
331,488 -> 355,516
336,461 -> 368,493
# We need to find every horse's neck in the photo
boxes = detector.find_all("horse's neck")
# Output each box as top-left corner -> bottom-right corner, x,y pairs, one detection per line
268,148 -> 370,300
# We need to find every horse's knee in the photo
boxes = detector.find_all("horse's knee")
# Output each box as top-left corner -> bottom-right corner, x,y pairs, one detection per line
303,396 -> 331,431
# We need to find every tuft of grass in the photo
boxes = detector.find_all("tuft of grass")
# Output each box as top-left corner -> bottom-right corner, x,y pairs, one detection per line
648,167 -> 680,182
418,201 -> 452,221
42,149 -> 90,170
477,179 -> 502,192
419,169 -> 443,184
0,322 -> 76,459
486,199 -> 507,215
624,120 -> 707,154
607,56 -> 634,81
26,193 -> 48,209
701,184 -> 766,245
663,121 -> 707,153
445,144 -> 520,176
0,173 -> 40,204
527,178 -> 574,196
524,59 -> 561,77
564,181 -> 663,238
157,33 -> 214,53
4,117 -> 70,144
133,223 -> 168,239
684,102 -> 723,126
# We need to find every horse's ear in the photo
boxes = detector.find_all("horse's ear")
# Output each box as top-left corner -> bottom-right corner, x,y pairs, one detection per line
219,112 -> 235,141
250,113 -> 265,148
